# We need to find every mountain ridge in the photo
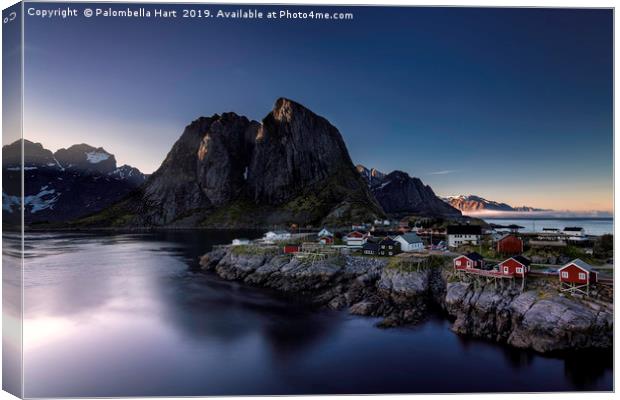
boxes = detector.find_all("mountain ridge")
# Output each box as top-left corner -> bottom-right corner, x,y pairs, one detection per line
444,194 -> 547,213
356,165 -> 461,217
76,98 -> 385,228
2,139 -> 147,225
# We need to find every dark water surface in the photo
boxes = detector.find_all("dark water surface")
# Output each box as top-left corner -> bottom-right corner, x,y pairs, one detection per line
17,231 -> 612,397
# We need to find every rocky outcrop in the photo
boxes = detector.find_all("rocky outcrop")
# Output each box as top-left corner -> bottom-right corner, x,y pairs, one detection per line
200,246 -> 613,354
82,98 -> 383,228
2,139 -> 147,225
442,280 -> 613,353
356,165 -> 386,187
359,168 -> 461,217
201,247 -> 433,326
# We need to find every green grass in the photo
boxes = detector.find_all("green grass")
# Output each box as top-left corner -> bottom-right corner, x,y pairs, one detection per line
230,245 -> 280,256
386,255 -> 448,272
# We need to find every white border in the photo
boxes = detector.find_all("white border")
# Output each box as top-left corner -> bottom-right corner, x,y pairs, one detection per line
0,1 -> 616,400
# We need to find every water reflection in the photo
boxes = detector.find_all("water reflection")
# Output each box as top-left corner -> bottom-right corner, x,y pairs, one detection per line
18,231 -> 613,397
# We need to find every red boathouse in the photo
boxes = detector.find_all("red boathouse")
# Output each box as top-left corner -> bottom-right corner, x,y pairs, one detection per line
496,235 -> 523,255
453,252 -> 484,270
283,245 -> 300,254
559,259 -> 598,284
498,256 -> 531,277
558,259 -> 598,296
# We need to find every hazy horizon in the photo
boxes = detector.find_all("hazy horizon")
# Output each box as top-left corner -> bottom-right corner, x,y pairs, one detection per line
15,4 -> 613,213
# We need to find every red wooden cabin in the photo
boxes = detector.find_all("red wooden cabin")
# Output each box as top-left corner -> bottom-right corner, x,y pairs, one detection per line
559,259 -> 598,284
496,235 -> 523,255
498,256 -> 531,277
453,252 -> 484,270
319,236 -> 334,245
283,245 -> 300,254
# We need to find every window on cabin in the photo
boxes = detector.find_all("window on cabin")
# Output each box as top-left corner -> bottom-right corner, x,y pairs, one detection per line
561,271 -> 568,279
516,267 -> 523,274
578,272 -> 586,280
504,266 -> 509,274
456,260 -> 461,266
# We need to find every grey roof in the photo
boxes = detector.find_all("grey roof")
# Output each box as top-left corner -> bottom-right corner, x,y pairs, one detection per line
465,252 -> 484,262
398,232 -> 423,244
511,255 -> 531,266
447,225 -> 482,235
562,258 -> 597,273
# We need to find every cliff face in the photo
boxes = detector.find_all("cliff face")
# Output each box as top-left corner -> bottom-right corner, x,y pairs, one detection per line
86,98 -> 383,228
442,280 -> 612,353
129,113 -> 259,226
200,247 -> 613,354
358,168 -> 461,217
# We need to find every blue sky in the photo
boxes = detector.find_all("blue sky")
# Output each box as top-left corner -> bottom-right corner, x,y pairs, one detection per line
20,4 -> 612,212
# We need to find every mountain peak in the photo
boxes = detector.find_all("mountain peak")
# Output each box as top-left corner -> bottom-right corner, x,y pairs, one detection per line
355,167 -> 461,217
3,140 -> 146,224
54,143 -> 117,174
82,99 -> 383,227
272,97 -> 304,114
444,194 -> 545,213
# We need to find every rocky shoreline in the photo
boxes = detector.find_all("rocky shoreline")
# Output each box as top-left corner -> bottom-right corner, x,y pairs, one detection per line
200,246 -> 613,354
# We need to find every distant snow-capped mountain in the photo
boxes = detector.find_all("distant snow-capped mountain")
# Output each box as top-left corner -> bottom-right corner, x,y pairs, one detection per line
2,140 -> 147,225
443,194 -> 545,213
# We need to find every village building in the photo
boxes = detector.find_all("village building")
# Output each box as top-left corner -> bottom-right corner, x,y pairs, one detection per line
394,232 -> 424,252
319,235 -> 334,245
264,230 -> 292,241
453,252 -> 485,270
232,238 -> 251,246
563,227 -> 586,241
498,255 -> 531,277
317,228 -> 333,238
362,237 -> 380,256
537,228 -> 563,241
558,258 -> 598,295
378,237 -> 401,256
283,245 -> 300,254
446,225 -> 482,248
496,234 -> 524,255
344,231 -> 368,248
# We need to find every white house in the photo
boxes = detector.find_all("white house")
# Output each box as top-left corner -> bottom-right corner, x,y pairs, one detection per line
264,230 -> 291,241
446,225 -> 482,248
563,227 -> 586,240
318,228 -> 333,238
394,232 -> 424,252
232,238 -> 251,246
344,231 -> 367,247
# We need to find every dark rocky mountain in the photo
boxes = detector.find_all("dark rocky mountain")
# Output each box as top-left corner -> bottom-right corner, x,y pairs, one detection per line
81,98 -> 384,228
2,140 -> 147,225
355,165 -> 386,187
444,195 -> 545,213
357,166 -> 461,217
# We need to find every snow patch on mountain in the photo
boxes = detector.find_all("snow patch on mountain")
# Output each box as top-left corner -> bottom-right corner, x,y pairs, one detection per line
86,151 -> 111,164
443,194 -> 545,213
3,186 -> 60,214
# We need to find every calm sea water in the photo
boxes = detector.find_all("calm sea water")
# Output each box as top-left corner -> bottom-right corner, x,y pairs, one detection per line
12,231 -> 612,397
483,218 -> 613,236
